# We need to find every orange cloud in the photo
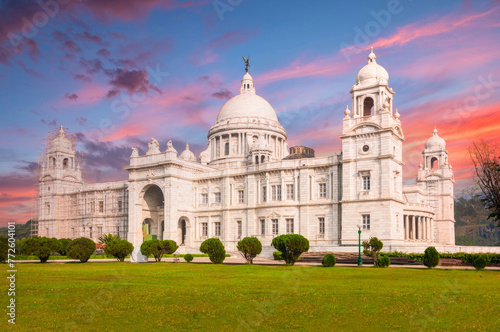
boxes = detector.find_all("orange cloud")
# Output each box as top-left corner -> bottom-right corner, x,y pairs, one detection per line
368,9 -> 496,50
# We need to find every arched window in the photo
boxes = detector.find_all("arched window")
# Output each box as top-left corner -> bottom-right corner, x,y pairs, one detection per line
224,142 -> 229,155
431,157 -> 438,170
255,155 -> 259,164
63,158 -> 68,170
51,157 -> 56,169
363,97 -> 374,116
261,155 -> 265,163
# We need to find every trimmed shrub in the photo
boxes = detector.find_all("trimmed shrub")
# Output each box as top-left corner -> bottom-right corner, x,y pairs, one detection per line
273,251 -> 283,261
237,237 -> 262,264
105,239 -> 134,262
423,246 -> 440,268
271,234 -> 309,266
67,238 -> 96,263
376,254 -> 391,268
184,254 -> 194,263
473,256 -> 487,270
0,235 -> 8,263
21,236 -> 60,263
141,239 -> 163,262
57,238 -> 72,256
162,240 -> 179,255
362,237 -> 383,265
322,254 -> 336,267
199,238 -> 226,264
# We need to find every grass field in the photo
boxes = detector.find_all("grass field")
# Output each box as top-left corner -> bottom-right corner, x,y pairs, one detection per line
2,263 -> 499,331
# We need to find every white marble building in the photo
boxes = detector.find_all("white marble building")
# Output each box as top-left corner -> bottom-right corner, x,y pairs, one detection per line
37,49 -> 465,254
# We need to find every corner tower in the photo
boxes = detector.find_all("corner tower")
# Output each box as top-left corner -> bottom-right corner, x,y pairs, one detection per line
340,48 -> 405,247
417,128 -> 455,244
38,126 -> 83,237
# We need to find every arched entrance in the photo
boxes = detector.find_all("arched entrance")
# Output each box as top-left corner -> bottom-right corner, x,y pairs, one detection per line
178,217 -> 190,246
140,184 -> 164,241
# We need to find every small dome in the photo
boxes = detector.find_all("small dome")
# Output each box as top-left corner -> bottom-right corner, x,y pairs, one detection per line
179,143 -> 197,162
425,128 -> 446,150
356,47 -> 389,85
50,126 -> 73,150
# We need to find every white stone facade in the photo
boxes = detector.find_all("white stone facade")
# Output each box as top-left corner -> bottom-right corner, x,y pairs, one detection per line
37,50 -> 470,253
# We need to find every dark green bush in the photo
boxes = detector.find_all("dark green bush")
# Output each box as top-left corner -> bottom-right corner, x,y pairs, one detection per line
140,239 -> 164,262
21,236 -> 60,263
105,239 -> 134,262
271,234 -> 309,266
376,254 -> 391,268
0,235 -> 8,263
67,238 -> 96,263
362,237 -> 383,265
273,251 -> 283,260
57,238 -> 72,256
473,256 -> 487,270
423,246 -> 440,268
322,254 -> 336,267
237,237 -> 262,264
162,240 -> 178,255
199,238 -> 226,264
184,254 -> 194,263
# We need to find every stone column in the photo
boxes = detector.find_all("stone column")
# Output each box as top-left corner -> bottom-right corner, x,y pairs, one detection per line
416,216 -> 419,240
411,215 -> 416,240
404,215 -> 408,240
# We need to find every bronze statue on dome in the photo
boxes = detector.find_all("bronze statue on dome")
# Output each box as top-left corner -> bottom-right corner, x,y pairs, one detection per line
242,56 -> 250,73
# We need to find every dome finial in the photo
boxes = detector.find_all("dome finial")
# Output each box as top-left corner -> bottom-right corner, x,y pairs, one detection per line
59,125 -> 65,136
367,47 -> 377,63
242,56 -> 250,73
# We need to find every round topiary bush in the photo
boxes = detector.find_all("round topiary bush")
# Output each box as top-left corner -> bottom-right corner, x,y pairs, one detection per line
376,254 -> 391,268
67,238 -> 96,263
184,254 -> 194,263
21,236 -> 60,263
423,246 -> 440,268
140,239 -> 163,262
237,237 -> 262,264
473,256 -> 487,270
200,238 -> 226,264
273,251 -> 283,261
322,254 -> 336,267
105,239 -> 134,262
271,234 -> 309,266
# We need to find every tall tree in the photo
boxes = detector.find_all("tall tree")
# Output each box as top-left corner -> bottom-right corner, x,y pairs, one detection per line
469,141 -> 500,225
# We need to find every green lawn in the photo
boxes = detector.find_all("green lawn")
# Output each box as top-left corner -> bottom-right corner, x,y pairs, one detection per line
2,263 -> 499,331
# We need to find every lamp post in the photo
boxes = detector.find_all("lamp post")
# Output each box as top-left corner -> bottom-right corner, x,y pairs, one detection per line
357,225 -> 363,266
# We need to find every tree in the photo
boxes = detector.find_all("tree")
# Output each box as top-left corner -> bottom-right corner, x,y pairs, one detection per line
105,239 -> 134,262
362,237 -> 383,265
271,234 -> 309,266
21,236 -> 60,263
423,246 -> 439,268
199,238 -> 226,264
469,140 -> 500,225
67,238 -> 96,263
57,238 -> 72,256
237,237 -> 262,264
98,233 -> 120,245
0,236 -> 8,263
140,239 -> 178,262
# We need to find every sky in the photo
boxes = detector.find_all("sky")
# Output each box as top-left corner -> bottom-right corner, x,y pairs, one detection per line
1,0 -> 500,225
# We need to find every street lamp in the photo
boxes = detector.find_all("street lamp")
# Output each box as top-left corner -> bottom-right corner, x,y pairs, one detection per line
356,224 -> 363,266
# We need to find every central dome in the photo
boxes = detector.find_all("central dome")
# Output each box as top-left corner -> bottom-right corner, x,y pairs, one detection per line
216,72 -> 278,122
217,93 -> 278,122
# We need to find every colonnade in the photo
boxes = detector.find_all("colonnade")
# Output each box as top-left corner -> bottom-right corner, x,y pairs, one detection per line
403,215 -> 433,241
209,132 -> 286,160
